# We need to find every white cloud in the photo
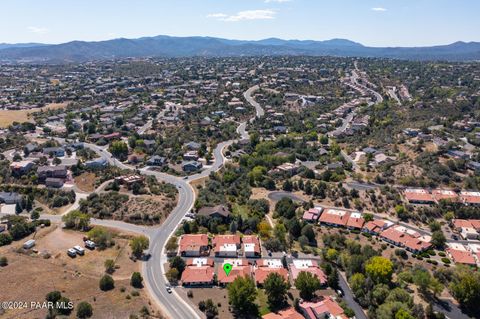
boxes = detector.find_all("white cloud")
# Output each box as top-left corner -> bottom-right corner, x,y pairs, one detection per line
207,9 -> 276,22
27,26 -> 49,34
371,7 -> 387,12
264,0 -> 291,3
207,13 -> 229,19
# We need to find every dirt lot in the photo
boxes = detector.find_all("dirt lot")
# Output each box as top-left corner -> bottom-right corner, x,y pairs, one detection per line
0,224 -> 160,319
74,172 -> 97,192
0,103 -> 68,128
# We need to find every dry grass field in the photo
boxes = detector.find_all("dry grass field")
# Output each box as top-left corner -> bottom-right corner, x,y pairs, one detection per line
0,224 -> 161,319
0,102 -> 68,128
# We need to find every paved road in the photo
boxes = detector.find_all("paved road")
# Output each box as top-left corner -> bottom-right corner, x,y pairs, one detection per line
338,273 -> 368,319
244,85 -> 264,118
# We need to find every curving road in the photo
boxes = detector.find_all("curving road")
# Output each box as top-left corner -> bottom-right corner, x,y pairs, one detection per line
56,83 -> 264,319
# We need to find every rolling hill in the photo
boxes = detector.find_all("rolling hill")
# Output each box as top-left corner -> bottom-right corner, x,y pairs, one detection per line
0,35 -> 479,63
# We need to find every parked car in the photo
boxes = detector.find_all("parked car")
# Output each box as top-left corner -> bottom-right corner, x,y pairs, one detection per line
85,240 -> 96,250
67,248 -> 77,258
166,286 -> 172,293
73,245 -> 85,255
23,239 -> 36,249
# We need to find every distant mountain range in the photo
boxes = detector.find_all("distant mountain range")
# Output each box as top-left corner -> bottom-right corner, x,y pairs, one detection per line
0,35 -> 479,63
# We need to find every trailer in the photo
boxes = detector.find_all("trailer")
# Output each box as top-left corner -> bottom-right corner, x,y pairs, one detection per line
23,239 -> 36,249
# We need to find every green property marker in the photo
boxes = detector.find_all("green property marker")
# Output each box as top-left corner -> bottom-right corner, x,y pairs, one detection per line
223,263 -> 233,276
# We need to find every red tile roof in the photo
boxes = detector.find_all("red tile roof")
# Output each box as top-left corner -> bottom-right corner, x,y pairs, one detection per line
432,189 -> 459,202
181,266 -> 214,284
300,297 -> 347,319
318,208 -> 349,227
447,248 -> 477,265
262,307 -> 303,319
404,189 -> 435,203
460,191 -> 480,205
255,267 -> 289,285
346,212 -> 365,229
290,260 -> 327,285
179,234 -> 209,253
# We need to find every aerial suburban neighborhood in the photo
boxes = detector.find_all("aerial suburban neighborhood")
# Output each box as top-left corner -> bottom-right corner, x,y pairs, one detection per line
1,1 -> 480,319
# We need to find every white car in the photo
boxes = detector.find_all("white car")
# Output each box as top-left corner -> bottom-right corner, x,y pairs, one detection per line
166,286 -> 172,294
67,248 -> 77,258
85,240 -> 96,250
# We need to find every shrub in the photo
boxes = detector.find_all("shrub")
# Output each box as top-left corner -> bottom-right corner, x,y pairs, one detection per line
0,233 -> 13,246
131,290 -> 140,297
76,301 -> 93,318
99,275 -> 115,291
0,256 -> 8,267
441,257 -> 451,264
130,272 -> 143,288
438,252 -> 446,257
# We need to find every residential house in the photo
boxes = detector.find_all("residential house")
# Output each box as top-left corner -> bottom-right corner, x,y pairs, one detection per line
183,151 -> 199,161
181,258 -> 215,286
289,259 -> 327,286
262,307 -> 303,319
0,192 -> 21,204
299,296 -> 348,319
84,157 -> 108,169
146,155 -> 166,166
254,259 -> 288,286
217,259 -> 252,285
319,208 -> 349,227
182,161 -> 202,172
403,189 -> 435,205
198,205 -> 231,220
303,207 -> 323,223
37,166 -> 67,181
10,160 -> 34,176
460,191 -> 480,206
212,234 -> 241,257
379,225 -> 432,253
432,189 -> 459,202
43,147 -> 65,157
446,243 -> 477,266
346,212 -> 365,230
362,219 -> 394,235
179,234 -> 209,257
243,235 -> 262,258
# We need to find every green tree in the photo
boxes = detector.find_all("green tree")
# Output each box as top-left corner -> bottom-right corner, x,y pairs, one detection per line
166,268 -> 180,284
450,266 -> 480,310
87,227 -> 114,250
30,210 -> 40,221
62,210 -> 90,231
0,256 -> 8,267
109,141 -> 128,160
130,235 -> 149,258
365,256 -> 393,284
76,301 -> 93,318
431,230 -> 446,249
264,272 -> 289,310
165,236 -> 178,255
131,272 -> 143,288
228,275 -> 257,314
169,256 -> 186,277
295,271 -> 321,301
99,274 -> 115,291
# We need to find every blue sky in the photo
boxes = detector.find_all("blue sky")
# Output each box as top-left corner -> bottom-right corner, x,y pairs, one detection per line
0,0 -> 479,47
